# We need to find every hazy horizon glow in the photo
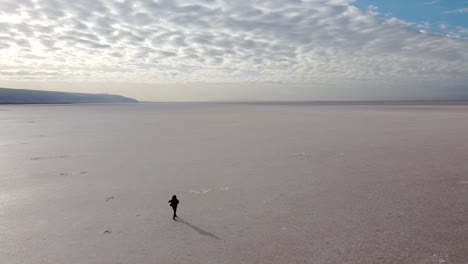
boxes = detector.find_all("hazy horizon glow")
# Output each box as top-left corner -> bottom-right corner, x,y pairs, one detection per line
0,0 -> 467,101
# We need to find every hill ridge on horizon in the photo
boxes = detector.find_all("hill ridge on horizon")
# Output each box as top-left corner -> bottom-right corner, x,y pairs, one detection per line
0,87 -> 138,104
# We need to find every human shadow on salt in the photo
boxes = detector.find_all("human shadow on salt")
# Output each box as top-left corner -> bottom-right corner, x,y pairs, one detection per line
175,218 -> 220,240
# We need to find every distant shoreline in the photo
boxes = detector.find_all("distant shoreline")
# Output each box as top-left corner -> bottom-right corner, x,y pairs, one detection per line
138,100 -> 468,106
4,100 -> 468,106
0,102 -> 139,105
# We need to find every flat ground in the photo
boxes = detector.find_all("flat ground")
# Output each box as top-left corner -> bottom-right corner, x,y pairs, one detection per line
1,103 -> 467,264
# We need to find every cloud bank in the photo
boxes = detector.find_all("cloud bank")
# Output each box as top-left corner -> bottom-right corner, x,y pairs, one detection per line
0,0 -> 467,100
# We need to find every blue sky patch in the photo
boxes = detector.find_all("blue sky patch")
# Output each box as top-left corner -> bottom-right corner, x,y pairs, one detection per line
352,0 -> 468,38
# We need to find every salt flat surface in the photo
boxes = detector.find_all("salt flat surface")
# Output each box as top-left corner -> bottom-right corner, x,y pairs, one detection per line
1,103 -> 468,264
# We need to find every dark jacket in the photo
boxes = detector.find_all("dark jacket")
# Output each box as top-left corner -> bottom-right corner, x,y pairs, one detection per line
168,198 -> 179,207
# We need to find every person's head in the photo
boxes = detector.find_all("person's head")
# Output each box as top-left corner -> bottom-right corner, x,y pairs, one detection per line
172,195 -> 177,199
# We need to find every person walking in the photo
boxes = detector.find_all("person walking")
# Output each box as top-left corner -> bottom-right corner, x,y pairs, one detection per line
168,195 -> 179,220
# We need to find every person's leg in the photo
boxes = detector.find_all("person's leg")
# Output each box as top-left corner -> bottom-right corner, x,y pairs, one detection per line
172,206 -> 177,219
174,205 -> 178,218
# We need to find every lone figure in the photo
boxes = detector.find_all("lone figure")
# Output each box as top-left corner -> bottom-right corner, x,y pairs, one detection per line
168,195 -> 179,220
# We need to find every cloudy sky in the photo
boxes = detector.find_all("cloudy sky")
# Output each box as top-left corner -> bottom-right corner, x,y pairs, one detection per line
0,0 -> 467,101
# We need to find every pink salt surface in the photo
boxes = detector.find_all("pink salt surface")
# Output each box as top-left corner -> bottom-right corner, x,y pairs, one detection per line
1,103 -> 467,264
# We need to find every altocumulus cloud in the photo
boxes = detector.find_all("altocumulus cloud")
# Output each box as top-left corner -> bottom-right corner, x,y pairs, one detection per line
0,0 -> 467,99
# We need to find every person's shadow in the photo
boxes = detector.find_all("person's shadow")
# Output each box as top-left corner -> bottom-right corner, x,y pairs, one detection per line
175,217 -> 220,240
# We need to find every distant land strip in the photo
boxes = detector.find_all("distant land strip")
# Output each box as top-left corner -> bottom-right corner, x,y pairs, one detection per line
195,100 -> 468,106
0,87 -> 138,104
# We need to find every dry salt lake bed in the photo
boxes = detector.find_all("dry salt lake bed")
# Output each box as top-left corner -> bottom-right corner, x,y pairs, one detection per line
1,103 -> 468,264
